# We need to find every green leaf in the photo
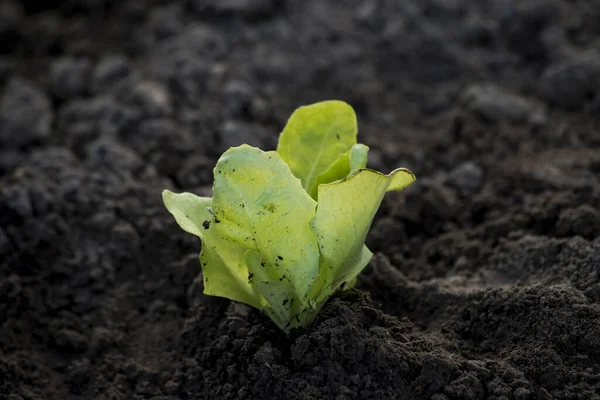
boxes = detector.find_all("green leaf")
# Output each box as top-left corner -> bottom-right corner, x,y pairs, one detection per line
212,144 -> 320,308
315,144 -> 369,189
162,190 -> 262,309
277,100 -> 358,199
311,168 -> 416,290
244,250 -> 305,331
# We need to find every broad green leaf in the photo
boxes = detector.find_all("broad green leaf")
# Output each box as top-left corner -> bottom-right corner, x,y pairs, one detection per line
277,100 -> 358,199
245,250 -> 306,331
212,144 -> 320,301
311,168 -> 416,289
315,144 -> 369,189
162,190 -> 262,308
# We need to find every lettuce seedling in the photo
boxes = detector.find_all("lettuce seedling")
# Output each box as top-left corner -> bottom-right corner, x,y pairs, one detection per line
163,100 -> 415,332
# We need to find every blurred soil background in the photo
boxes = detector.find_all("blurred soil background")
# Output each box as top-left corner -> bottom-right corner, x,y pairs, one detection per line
1,0 -> 600,399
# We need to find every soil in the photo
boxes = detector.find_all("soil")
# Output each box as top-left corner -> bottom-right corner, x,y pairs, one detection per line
1,0 -> 600,399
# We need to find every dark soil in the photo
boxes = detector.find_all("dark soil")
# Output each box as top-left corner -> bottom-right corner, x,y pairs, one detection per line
2,0 -> 600,399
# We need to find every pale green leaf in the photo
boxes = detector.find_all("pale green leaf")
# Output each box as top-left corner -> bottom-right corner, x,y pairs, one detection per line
162,190 -> 262,308
245,250 -> 308,331
311,168 -> 416,289
212,144 -> 320,303
315,143 -> 369,190
348,144 -> 369,172
277,100 -> 358,199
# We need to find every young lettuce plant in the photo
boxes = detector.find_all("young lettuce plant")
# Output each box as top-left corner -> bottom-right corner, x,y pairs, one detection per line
163,100 -> 415,332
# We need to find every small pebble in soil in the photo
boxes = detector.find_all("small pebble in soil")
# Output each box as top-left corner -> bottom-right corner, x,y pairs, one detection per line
50,57 -> 92,100
223,80 -> 254,119
120,80 -> 173,119
540,49 -> 600,109
86,136 -> 144,174
0,185 -> 33,225
446,161 -> 484,195
92,55 -> 131,93
462,83 -> 546,125
556,205 -> 600,240
0,77 -> 53,146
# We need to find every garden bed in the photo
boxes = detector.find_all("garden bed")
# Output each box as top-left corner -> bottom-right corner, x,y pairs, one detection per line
1,1 -> 599,399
